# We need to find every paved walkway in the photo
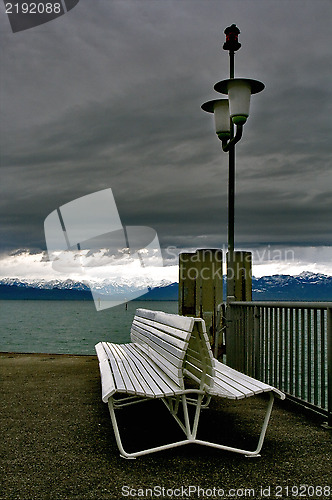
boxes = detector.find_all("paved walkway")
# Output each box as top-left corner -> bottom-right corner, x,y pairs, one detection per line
0,353 -> 331,500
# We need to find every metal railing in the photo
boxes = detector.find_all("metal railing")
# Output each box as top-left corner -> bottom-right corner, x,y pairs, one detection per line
225,301 -> 332,426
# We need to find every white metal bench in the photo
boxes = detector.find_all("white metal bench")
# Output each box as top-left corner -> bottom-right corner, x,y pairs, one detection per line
95,308 -> 285,459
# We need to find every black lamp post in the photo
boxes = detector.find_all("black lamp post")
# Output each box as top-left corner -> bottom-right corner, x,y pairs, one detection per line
201,25 -> 264,300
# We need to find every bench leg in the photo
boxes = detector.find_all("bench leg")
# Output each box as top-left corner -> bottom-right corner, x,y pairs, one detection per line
107,392 -> 275,459
108,393 -> 208,459
161,393 -> 204,439
245,392 -> 275,457
193,392 -> 275,458
107,398 -> 192,459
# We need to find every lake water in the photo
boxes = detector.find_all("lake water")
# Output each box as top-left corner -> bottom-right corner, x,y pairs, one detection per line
0,300 -> 178,355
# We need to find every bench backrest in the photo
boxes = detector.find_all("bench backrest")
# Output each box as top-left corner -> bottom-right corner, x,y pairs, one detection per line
131,308 -> 215,391
184,317 -> 215,392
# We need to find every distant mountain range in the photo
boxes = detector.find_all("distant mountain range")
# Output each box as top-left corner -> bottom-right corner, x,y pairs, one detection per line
251,272 -> 332,301
0,272 -> 331,301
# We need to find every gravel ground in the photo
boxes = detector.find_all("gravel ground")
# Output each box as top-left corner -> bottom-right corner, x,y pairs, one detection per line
0,353 -> 331,500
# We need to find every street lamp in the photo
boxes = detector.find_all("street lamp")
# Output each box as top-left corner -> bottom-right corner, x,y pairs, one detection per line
201,25 -> 264,300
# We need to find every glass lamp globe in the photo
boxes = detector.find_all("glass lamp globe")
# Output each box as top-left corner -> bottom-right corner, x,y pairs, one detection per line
201,99 -> 231,139
214,78 -> 265,125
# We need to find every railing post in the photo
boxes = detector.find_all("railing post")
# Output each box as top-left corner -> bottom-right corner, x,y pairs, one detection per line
254,306 -> 260,379
326,307 -> 332,428
225,300 -> 235,369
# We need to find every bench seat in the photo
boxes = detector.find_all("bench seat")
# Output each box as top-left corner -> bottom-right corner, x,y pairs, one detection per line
209,359 -> 285,400
96,342 -> 185,400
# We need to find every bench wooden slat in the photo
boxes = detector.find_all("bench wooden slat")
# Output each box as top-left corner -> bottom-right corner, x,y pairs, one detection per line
212,375 -> 259,398
133,316 -> 191,343
210,360 -> 285,399
133,317 -> 190,348
120,343 -> 177,397
120,345 -> 168,396
124,344 -> 183,396
185,350 -> 215,377
183,321 -> 215,391
190,328 -> 215,364
214,361 -> 277,392
184,359 -> 213,385
131,322 -> 188,360
106,344 -> 137,395
106,343 -> 147,396
102,343 -> 128,393
99,359 -> 116,402
131,315 -> 187,387
137,308 -> 194,334
208,379 -> 245,399
95,342 -> 116,402
214,370 -> 264,396
131,334 -> 183,386
186,345 -> 215,374
95,342 -> 110,363
102,341 -> 181,398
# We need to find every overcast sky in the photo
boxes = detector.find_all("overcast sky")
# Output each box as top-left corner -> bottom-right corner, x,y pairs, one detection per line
0,0 -> 331,279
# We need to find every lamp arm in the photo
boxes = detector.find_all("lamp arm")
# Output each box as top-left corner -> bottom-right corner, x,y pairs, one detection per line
221,124 -> 243,152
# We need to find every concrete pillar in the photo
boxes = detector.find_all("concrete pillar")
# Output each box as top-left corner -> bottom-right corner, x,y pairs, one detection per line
179,249 -> 223,350
178,253 -> 196,316
226,250 -> 252,302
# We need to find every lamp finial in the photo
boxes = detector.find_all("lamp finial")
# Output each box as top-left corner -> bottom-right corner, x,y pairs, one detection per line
223,24 -> 241,51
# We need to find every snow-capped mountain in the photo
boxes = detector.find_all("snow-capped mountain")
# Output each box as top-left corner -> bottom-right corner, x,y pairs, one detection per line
251,272 -> 332,300
0,276 -> 175,301
0,272 -> 331,301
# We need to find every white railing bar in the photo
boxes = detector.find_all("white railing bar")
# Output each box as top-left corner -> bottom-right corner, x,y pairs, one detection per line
327,308 -> 332,427
228,301 -> 332,309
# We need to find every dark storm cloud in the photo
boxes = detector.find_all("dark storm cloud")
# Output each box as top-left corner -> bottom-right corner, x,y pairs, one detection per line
0,0 -> 331,257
